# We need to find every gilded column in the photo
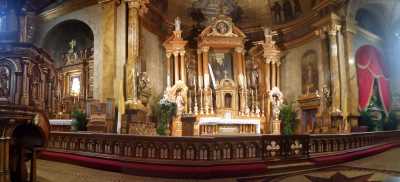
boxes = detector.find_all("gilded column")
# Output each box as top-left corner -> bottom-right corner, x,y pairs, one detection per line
241,50 -> 247,89
99,0 -> 118,101
235,47 -> 245,114
166,52 -> 172,87
180,51 -> 186,84
197,49 -> 203,88
202,46 -> 210,114
202,47 -> 210,89
276,61 -> 281,88
271,62 -> 277,88
174,52 -> 180,84
327,24 -> 342,113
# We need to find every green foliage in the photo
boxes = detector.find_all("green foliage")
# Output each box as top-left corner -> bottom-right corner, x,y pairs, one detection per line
279,103 -> 297,135
71,109 -> 87,131
359,110 -> 377,131
383,112 -> 398,131
156,99 -> 177,135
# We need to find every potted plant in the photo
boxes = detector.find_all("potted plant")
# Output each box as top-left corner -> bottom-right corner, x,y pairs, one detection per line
71,109 -> 87,131
279,102 -> 297,135
157,98 -> 177,135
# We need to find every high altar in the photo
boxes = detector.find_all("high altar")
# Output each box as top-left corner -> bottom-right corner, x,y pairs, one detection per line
163,14 -> 282,136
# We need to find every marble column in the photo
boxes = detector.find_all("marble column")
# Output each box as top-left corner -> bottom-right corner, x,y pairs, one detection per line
100,0 -> 118,101
344,21 -> 359,127
166,52 -> 172,87
125,0 -> 141,103
174,52 -> 180,84
180,51 -> 186,84
327,24 -> 342,113
0,136 -> 10,182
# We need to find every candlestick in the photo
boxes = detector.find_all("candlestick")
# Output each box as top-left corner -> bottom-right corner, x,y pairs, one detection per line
200,88 -> 204,115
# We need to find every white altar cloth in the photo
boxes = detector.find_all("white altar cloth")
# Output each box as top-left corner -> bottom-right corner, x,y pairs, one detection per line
49,119 -> 73,126
199,117 -> 261,134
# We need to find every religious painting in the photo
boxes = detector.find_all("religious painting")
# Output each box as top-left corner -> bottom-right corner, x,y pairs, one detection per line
0,66 -> 10,98
70,75 -> 81,96
208,50 -> 234,86
301,51 -> 318,95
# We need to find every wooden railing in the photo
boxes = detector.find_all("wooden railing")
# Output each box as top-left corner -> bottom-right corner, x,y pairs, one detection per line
46,131 -> 400,165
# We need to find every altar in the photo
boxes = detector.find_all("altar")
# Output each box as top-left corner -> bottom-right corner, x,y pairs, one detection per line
198,117 -> 261,135
163,11 -> 282,136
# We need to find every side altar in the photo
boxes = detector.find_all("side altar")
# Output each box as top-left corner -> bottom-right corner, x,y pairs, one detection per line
163,15 -> 283,136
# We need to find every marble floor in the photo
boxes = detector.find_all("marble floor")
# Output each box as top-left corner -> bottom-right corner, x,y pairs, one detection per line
35,148 -> 400,182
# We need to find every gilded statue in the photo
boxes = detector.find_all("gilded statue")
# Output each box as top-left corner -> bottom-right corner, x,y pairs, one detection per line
0,66 -> 9,97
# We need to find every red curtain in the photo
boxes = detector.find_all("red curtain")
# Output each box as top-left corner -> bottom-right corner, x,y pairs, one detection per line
356,45 -> 391,114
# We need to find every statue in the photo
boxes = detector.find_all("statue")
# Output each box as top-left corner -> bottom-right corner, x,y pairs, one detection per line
66,39 -> 78,65
250,63 -> 259,89
0,66 -> 9,97
269,87 -> 283,121
176,88 -> 185,116
270,87 -> 283,135
174,16 -> 181,31
137,72 -> 152,105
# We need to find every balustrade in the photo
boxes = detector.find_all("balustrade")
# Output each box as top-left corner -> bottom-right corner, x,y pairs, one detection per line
46,131 -> 400,165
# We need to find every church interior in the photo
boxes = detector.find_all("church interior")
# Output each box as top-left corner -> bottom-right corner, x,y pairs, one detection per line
2,0 -> 400,181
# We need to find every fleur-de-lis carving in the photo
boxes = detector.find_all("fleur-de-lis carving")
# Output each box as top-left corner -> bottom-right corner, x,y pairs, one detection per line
291,140 -> 303,155
266,141 -> 280,157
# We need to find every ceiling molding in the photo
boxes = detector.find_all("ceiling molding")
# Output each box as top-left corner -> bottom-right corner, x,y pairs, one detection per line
38,0 -> 98,21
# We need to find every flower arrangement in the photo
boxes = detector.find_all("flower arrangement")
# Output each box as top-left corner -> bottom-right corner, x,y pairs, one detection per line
156,98 -> 177,135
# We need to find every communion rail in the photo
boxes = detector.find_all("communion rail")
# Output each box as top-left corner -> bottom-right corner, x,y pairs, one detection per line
46,131 -> 400,165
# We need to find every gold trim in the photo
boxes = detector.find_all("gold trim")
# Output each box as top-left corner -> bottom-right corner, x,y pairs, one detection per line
39,0 -> 98,21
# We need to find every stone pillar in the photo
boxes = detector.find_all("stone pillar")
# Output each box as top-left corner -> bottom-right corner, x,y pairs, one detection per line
166,52 -> 172,87
197,49 -> 203,88
180,51 -> 186,84
327,24 -> 342,113
174,52 -> 180,84
100,0 -> 118,101
0,137 -> 10,182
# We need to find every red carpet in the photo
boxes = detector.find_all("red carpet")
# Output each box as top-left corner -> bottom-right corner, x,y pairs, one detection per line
311,143 -> 400,166
39,150 -> 268,179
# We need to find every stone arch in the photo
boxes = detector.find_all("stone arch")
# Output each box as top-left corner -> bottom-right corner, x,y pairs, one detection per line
42,19 -> 94,67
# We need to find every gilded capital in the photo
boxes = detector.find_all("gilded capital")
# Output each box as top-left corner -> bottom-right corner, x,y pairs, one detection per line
201,46 -> 210,53
179,51 -> 186,56
326,24 -> 341,36
125,0 -> 149,14
166,52 -> 172,58
235,47 -> 244,53
173,51 -> 180,57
